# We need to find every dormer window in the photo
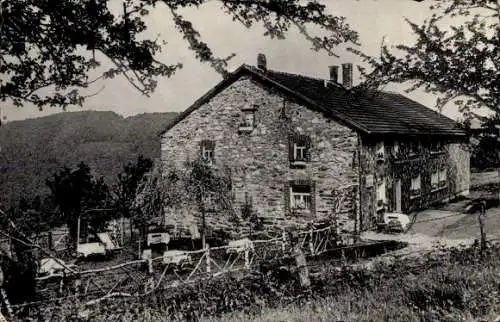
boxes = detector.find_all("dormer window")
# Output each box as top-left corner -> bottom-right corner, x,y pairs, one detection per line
200,140 -> 215,165
289,134 -> 311,168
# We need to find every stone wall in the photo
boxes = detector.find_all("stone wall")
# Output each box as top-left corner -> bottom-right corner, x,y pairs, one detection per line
160,76 -> 359,237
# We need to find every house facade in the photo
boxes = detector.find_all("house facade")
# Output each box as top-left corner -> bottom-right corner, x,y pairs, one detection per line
160,54 -> 469,236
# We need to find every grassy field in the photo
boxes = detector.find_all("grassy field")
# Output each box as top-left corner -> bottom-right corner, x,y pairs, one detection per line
203,246 -> 500,322
17,243 -> 500,322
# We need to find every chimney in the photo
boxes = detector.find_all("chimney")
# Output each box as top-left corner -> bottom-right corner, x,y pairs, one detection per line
257,53 -> 267,71
342,63 -> 353,89
329,65 -> 339,83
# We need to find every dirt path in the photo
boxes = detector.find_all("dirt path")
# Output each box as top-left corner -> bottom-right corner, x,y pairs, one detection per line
360,206 -> 500,262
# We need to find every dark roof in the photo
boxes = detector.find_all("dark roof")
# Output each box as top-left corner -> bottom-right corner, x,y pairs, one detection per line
161,64 -> 467,139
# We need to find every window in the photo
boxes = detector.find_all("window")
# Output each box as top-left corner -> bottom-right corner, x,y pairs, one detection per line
239,108 -> 256,132
409,141 -> 420,156
376,142 -> 385,162
439,168 -> 447,187
200,140 -> 215,165
289,134 -> 311,167
410,174 -> 421,199
290,185 -> 312,211
430,141 -> 444,154
294,143 -> 306,161
431,171 -> 439,190
392,141 -> 400,156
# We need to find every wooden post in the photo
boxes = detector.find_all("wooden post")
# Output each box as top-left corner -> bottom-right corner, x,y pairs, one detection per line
281,231 -> 287,253
244,248 -> 250,269
478,200 -> 487,253
120,217 -> 124,246
308,230 -> 314,256
76,216 -> 81,248
138,239 -> 142,259
206,244 -> 211,273
75,279 -> 81,299
0,288 -> 12,317
294,245 -> 310,288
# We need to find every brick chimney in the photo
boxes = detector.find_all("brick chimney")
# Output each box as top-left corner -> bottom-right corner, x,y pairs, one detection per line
342,63 -> 353,89
329,65 -> 339,83
257,53 -> 267,71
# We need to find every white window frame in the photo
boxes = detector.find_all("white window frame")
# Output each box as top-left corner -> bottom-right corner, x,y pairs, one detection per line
294,143 -> 307,161
290,186 -> 312,211
201,145 -> 214,165
431,171 -> 439,189
243,110 -> 255,127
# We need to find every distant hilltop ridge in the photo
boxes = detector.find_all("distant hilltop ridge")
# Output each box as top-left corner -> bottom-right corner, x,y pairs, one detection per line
0,110 -> 177,206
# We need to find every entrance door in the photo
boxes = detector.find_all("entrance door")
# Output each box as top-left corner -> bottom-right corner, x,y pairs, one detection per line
395,179 -> 402,212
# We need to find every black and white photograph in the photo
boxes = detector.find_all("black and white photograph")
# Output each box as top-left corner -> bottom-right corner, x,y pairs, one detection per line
0,0 -> 499,321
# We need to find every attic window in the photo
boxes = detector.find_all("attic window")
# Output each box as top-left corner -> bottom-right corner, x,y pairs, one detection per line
239,109 -> 256,133
289,134 -> 311,168
200,140 -> 215,165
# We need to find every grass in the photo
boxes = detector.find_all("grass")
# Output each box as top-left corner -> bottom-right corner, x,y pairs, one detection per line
15,243 -> 500,322
204,247 -> 500,322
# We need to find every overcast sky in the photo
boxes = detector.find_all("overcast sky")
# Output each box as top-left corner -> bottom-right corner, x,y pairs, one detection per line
3,0 -> 465,122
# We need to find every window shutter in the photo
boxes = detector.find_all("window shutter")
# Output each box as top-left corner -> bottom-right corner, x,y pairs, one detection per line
305,136 -> 312,162
311,181 -> 316,215
284,181 -> 290,214
288,135 -> 295,162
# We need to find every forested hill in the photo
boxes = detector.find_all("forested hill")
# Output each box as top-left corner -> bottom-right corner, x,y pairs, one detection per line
0,111 -> 177,207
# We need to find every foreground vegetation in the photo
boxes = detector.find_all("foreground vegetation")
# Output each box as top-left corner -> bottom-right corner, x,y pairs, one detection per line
14,243 -> 500,322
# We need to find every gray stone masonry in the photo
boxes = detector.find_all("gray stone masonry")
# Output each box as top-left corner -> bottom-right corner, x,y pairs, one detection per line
161,76 -> 359,237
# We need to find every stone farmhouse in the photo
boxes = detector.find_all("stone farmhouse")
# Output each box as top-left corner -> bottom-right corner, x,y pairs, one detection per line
160,54 -> 470,236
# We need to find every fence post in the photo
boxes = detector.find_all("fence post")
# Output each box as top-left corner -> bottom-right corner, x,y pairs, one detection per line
478,200 -> 487,253
0,288 -> 12,317
206,244 -> 211,274
75,278 -> 81,299
308,230 -> 314,256
244,248 -> 250,269
281,231 -> 287,253
294,245 -> 310,288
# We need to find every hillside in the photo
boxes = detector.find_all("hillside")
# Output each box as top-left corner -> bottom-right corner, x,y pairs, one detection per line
0,111 -> 177,207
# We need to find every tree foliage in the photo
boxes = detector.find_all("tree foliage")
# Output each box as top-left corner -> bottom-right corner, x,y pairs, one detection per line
113,154 -> 153,220
351,0 -> 499,121
1,0 -> 359,109
45,162 -> 112,246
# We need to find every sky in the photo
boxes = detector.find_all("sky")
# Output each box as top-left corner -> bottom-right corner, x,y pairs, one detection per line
2,0 -> 466,122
